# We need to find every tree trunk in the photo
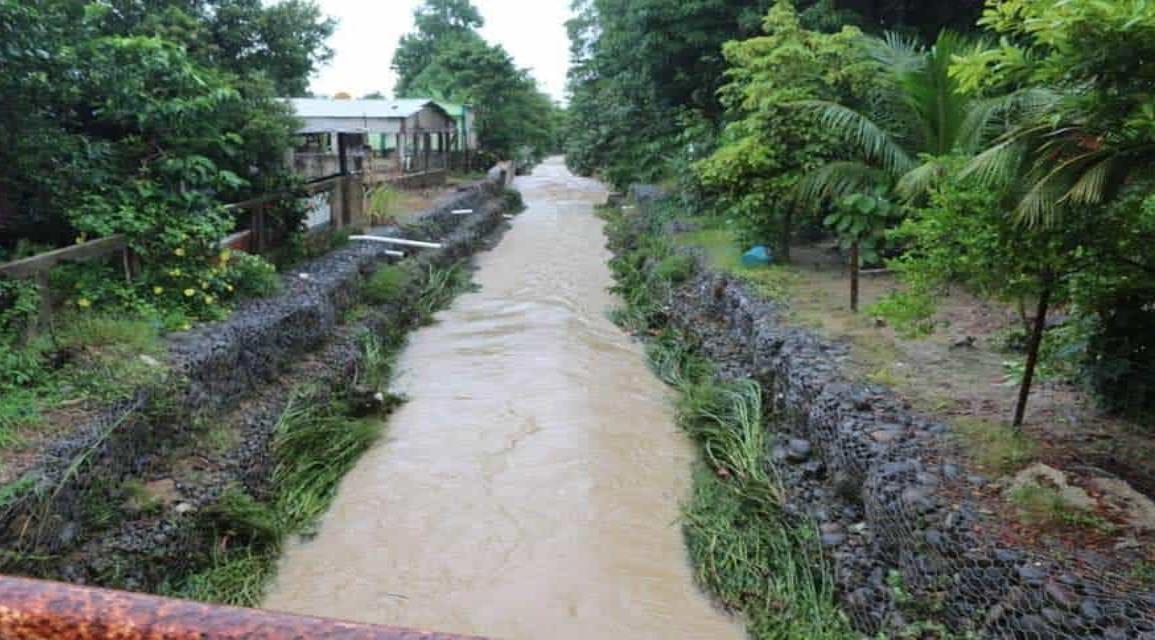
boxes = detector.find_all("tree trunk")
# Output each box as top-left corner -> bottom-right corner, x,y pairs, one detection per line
1013,281 -> 1053,429
780,208 -> 792,263
850,242 -> 860,313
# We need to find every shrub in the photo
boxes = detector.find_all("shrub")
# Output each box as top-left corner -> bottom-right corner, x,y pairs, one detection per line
501,188 -> 526,214
227,252 -> 281,299
363,264 -> 412,306
654,254 -> 697,284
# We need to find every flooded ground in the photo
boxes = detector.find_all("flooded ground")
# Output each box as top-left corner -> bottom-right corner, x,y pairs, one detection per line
263,158 -> 742,639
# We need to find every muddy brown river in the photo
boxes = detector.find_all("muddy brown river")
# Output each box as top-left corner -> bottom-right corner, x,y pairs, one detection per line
264,158 -> 743,639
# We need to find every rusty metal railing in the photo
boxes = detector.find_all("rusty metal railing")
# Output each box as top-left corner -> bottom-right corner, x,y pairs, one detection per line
0,576 -> 486,640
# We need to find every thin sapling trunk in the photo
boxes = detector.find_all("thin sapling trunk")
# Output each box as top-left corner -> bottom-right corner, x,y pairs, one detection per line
1013,281 -> 1053,429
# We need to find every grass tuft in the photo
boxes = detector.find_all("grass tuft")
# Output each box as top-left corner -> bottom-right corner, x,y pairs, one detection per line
176,549 -> 277,608
363,264 -> 411,306
271,393 -> 381,531
1008,482 -> 1116,533
685,468 -> 853,639
952,417 -> 1037,475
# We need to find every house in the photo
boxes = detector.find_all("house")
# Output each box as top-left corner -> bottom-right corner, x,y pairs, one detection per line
287,98 -> 461,179
433,101 -> 479,153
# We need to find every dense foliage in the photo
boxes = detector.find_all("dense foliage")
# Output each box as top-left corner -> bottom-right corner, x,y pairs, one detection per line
0,0 -> 332,329
694,2 -> 873,254
571,0 -> 1155,423
391,0 -> 559,161
563,0 -> 984,188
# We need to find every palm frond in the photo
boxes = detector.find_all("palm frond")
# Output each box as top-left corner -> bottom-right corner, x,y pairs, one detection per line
791,100 -> 916,175
864,32 -> 924,73
959,88 -> 1062,152
794,161 -> 886,207
1063,155 -> 1118,206
961,139 -> 1026,188
1016,150 -> 1107,226
896,159 -> 946,202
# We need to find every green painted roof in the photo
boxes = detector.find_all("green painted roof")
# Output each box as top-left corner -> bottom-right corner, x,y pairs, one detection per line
434,101 -> 471,119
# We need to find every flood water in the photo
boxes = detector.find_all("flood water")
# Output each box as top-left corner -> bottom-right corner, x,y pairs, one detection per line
263,157 -> 742,639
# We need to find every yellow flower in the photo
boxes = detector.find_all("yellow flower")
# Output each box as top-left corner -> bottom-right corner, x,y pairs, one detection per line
183,288 -> 196,297
181,323 -> 192,331
75,234 -> 87,245
76,298 -> 92,309
204,295 -> 215,305
201,282 -> 209,290
169,268 -> 182,277
225,284 -> 235,292
219,249 -> 232,262
153,286 -> 165,295
174,248 -> 186,257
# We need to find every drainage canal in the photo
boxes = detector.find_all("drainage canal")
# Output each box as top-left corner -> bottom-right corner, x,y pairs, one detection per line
263,157 -> 742,639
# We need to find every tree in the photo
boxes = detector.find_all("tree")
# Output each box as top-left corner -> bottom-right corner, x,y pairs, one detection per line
874,159 -> 1084,428
392,0 -> 557,160
92,0 -> 335,96
392,0 -> 485,97
564,0 -> 776,186
791,31 -> 1042,206
812,0 -> 983,38
950,0 -> 1155,420
695,0 -> 875,258
0,0 -> 317,323
826,190 -> 898,311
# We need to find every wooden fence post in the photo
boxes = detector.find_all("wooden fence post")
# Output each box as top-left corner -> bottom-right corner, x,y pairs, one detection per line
30,271 -> 50,341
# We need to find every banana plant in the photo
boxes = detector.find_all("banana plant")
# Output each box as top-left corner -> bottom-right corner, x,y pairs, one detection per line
824,189 -> 898,312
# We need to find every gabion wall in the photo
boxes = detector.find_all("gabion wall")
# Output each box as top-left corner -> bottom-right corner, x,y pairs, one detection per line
668,263 -> 1155,639
0,175 -> 511,586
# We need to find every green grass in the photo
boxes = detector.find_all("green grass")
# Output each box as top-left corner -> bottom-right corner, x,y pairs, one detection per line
176,549 -> 278,608
169,387 -> 387,607
367,185 -> 402,225
363,264 -> 411,306
605,207 -> 855,638
952,417 -> 1038,475
1008,482 -> 1116,533
685,468 -> 854,639
643,333 -> 853,639
0,314 -> 163,449
271,393 -> 383,531
676,227 -> 795,300
414,263 -> 473,322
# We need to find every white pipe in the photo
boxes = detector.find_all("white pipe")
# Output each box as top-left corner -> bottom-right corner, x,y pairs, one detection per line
451,209 -> 474,215
349,235 -> 443,249
385,250 -> 406,258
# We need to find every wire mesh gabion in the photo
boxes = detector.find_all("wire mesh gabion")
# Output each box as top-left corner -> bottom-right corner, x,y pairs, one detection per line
669,262 -> 1155,639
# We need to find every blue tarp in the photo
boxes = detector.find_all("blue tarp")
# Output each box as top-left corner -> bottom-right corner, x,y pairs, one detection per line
742,245 -> 773,267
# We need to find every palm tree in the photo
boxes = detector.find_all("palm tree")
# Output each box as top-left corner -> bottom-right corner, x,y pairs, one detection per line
962,90 -> 1154,429
792,31 -> 1054,205
792,31 -> 1061,427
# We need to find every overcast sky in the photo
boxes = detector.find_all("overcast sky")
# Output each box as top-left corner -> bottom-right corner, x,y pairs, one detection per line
307,0 -> 573,102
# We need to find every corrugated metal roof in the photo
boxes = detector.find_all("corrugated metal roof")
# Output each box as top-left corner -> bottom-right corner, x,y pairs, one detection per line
287,98 -> 437,120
